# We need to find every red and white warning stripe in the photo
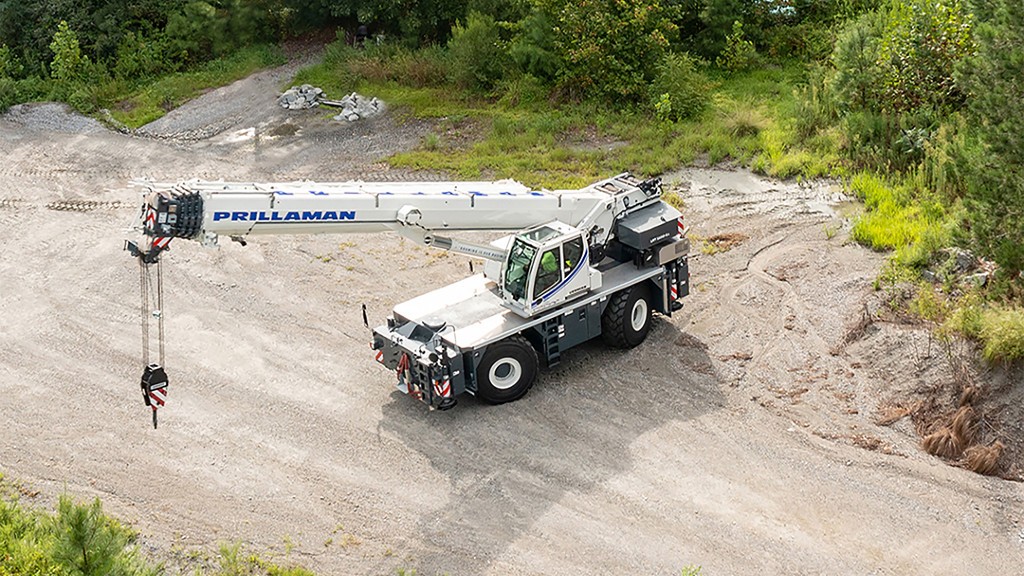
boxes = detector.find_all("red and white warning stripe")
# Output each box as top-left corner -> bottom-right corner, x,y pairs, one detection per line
677,216 -> 685,237
433,378 -> 451,398
374,350 -> 384,363
151,236 -> 171,250
144,207 -> 156,227
149,385 -> 167,409
670,283 -> 678,300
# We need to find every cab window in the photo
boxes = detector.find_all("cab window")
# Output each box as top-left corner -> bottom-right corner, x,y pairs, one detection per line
533,247 -> 561,297
504,238 -> 536,301
563,237 -> 583,274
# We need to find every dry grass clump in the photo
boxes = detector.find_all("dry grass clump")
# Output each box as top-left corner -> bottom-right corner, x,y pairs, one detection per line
921,406 -> 976,459
920,404 -> 1008,476
702,232 -> 748,254
964,441 -> 1004,476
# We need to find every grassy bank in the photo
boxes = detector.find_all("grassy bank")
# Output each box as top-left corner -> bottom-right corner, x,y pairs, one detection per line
293,47 -> 835,189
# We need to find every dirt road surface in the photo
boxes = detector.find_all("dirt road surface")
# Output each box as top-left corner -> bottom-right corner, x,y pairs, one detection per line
1,63 -> 1023,575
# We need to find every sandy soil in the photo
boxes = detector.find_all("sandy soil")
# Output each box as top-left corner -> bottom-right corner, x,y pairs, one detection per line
1,62 -> 1023,575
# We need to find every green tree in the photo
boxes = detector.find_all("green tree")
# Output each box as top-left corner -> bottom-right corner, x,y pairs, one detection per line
448,11 -> 508,91
0,43 -> 17,77
876,0 -> 974,113
962,0 -> 1024,276
544,0 -> 677,102
50,496 -> 129,576
509,9 -> 559,81
715,20 -> 757,71
49,20 -> 88,82
650,51 -> 711,121
693,0 -> 749,57
830,10 -> 884,112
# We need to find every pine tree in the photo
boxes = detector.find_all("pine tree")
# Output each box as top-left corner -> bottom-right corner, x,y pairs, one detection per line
963,0 -> 1024,276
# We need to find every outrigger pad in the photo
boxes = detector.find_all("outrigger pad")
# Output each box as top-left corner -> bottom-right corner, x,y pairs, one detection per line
140,363 -> 168,406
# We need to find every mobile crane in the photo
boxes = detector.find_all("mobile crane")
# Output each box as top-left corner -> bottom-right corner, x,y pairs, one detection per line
126,173 -> 689,422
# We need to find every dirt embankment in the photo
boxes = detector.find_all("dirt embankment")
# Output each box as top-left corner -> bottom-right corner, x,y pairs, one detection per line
1,63 -> 1022,576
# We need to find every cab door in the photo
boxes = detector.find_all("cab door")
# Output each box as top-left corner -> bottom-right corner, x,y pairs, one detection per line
528,235 -> 590,313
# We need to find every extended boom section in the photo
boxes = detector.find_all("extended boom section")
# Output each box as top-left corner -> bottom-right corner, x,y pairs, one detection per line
126,173 -> 690,416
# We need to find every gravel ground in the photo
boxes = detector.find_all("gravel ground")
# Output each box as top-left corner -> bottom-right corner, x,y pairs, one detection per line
1,61 -> 1022,575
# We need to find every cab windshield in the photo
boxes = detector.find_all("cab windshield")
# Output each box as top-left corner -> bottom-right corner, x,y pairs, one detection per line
503,238 -> 537,301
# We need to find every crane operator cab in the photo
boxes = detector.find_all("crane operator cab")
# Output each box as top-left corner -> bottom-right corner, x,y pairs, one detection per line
498,221 -> 601,317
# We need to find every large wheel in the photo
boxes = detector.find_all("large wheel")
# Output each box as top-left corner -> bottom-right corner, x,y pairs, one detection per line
476,335 -> 539,404
601,283 -> 653,349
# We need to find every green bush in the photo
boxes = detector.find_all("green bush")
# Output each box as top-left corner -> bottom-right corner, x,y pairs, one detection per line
649,52 -> 711,121
51,496 -> 133,576
49,21 -> 89,83
980,306 -> 1024,363
448,11 -> 507,91
113,31 -> 170,80
0,77 -> 16,112
763,22 -> 834,61
544,0 -> 676,102
961,0 -> 1024,276
794,63 -> 838,138
0,43 -> 20,78
876,0 -> 973,114
497,73 -> 550,108
830,11 -> 884,113
716,21 -> 757,71
0,492 -> 160,576
509,10 -> 559,81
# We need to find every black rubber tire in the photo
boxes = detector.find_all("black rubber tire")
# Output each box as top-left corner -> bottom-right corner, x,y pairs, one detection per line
601,283 -> 653,349
476,335 -> 539,404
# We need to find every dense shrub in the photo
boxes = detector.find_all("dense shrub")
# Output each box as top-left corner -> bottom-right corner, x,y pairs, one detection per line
49,21 -> 88,83
980,307 -> 1024,363
0,492 -> 156,576
649,52 -> 711,121
0,77 -> 15,112
691,0 -> 751,58
0,44 -> 18,78
830,11 -> 884,113
961,0 -> 1024,276
509,10 -> 559,81
876,0 -> 974,114
543,0 -> 676,103
113,31 -> 171,80
715,21 -> 757,71
763,21 -> 834,61
448,12 -> 507,91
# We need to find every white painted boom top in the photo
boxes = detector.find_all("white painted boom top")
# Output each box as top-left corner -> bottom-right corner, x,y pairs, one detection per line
133,177 -> 629,239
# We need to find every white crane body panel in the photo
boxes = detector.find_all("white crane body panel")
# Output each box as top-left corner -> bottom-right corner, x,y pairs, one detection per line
128,173 -> 690,411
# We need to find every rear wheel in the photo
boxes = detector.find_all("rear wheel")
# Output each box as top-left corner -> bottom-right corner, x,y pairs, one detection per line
476,335 -> 539,404
601,283 -> 653,348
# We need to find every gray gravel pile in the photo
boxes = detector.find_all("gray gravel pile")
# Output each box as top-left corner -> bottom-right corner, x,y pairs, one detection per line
277,85 -> 324,110
1,103 -> 105,134
332,92 -> 384,122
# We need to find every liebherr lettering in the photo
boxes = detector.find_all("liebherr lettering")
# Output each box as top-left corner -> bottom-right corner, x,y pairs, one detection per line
211,211 -> 356,222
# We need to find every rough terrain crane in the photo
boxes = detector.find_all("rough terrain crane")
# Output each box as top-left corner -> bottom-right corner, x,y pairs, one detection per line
126,173 -> 689,423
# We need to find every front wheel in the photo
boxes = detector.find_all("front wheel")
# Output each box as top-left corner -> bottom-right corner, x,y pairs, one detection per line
601,283 -> 653,349
476,335 -> 539,404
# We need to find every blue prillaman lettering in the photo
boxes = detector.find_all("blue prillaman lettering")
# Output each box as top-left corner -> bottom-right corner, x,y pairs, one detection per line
212,211 -> 356,222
